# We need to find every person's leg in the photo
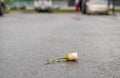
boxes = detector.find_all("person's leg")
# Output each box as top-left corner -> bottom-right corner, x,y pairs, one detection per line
112,0 -> 115,15
75,3 -> 80,19
79,0 -> 82,11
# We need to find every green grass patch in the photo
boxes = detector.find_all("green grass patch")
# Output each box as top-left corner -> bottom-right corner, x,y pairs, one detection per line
109,9 -> 120,12
53,9 -> 75,13
5,9 -> 76,13
4,8 -> 120,14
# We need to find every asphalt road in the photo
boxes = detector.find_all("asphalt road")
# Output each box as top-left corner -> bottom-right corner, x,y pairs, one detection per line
0,14 -> 120,78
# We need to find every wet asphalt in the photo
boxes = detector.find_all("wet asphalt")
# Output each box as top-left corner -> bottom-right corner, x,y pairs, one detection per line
0,13 -> 120,78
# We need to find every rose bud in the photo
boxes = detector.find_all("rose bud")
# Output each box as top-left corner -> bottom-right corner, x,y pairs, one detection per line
66,52 -> 78,61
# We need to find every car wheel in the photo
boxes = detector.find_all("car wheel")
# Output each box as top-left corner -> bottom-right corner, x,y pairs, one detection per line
105,12 -> 108,15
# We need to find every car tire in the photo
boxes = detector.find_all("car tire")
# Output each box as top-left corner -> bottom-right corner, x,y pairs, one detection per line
105,12 -> 108,15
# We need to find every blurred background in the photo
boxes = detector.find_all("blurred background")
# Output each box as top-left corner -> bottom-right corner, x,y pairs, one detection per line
0,0 -> 120,15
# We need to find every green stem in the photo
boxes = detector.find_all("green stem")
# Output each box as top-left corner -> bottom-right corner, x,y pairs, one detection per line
57,57 -> 67,60
45,57 -> 68,65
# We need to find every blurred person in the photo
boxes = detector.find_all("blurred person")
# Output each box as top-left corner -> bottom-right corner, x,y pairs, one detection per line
79,0 -> 82,11
1,0 -> 5,9
107,0 -> 110,9
111,0 -> 115,15
74,0 -> 80,19
107,0 -> 115,15
0,0 -> 5,16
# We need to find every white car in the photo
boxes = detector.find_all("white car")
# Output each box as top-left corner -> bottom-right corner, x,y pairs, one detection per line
85,0 -> 108,14
34,0 -> 52,12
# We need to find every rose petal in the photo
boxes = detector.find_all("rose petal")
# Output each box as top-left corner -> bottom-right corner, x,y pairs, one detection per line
67,52 -> 78,61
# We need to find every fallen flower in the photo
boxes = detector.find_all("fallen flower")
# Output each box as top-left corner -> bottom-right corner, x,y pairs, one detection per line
67,52 -> 78,61
45,52 -> 78,65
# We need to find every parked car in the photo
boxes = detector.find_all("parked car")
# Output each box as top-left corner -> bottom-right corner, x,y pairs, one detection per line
34,0 -> 52,12
81,0 -> 108,14
0,0 -> 4,16
86,0 -> 108,14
